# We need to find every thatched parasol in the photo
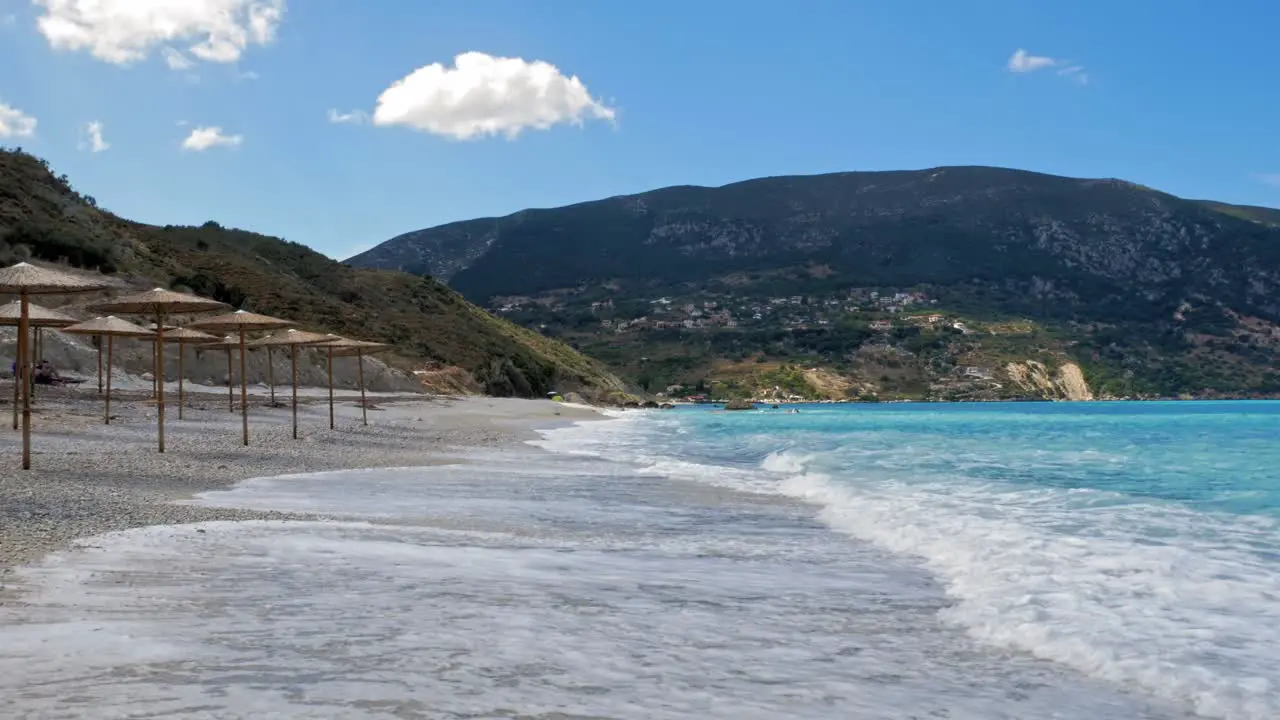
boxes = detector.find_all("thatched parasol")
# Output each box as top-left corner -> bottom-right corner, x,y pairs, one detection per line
159,327 -> 217,419
312,334 -> 345,429
0,300 -> 78,429
249,329 -> 336,439
0,262 -> 107,469
187,310 -> 291,445
146,322 -> 179,397
0,299 -> 77,326
89,288 -> 229,453
60,316 -> 154,425
196,335 -> 240,413
320,338 -> 391,427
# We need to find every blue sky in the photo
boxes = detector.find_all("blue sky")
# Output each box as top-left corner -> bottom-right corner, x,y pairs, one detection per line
1,0 -> 1278,260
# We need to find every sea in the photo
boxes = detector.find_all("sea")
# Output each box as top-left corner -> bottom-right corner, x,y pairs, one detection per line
1,401 -> 1278,719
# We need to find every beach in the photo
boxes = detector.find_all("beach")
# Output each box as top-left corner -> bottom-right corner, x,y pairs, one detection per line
1,393 -> 1275,718
0,381 -> 600,575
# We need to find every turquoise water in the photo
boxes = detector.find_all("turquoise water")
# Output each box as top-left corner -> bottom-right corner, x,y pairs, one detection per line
1,401 -> 1275,718
669,401 -> 1280,517
542,401 -> 1280,719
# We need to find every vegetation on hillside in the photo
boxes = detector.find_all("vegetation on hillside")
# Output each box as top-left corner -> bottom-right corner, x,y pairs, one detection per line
348,166 -> 1280,400
0,148 -> 627,400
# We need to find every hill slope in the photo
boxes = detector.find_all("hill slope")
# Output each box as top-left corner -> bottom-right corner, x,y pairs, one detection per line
350,167 -> 1280,400
0,148 -> 627,401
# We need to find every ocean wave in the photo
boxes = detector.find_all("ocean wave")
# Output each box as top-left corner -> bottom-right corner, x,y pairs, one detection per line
760,449 -> 1280,720
535,409 -> 1280,719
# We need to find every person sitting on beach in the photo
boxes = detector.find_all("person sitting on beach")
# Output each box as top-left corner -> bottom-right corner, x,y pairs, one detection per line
33,360 -> 65,386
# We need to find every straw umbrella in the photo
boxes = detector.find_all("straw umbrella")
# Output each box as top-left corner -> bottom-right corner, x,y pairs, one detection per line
323,338 -> 391,427
0,262 -> 107,469
313,334 -> 345,430
0,300 -> 77,430
160,327 -> 217,419
147,322 -> 178,398
89,289 -> 229,453
60,316 -> 155,425
249,329 -> 336,439
197,335 -> 240,413
187,310 -> 291,446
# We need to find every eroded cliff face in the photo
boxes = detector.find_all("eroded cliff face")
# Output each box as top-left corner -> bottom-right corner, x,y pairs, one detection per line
1005,360 -> 1094,401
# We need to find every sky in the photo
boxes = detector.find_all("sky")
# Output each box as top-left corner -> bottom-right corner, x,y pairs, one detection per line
1,0 -> 1278,261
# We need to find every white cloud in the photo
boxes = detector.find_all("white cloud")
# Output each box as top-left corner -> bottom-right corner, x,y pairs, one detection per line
0,102 -> 37,138
238,70 -> 259,81
162,46 -> 194,70
1256,174 -> 1280,188
371,51 -> 616,140
181,125 -> 242,151
1007,49 -> 1057,73
81,120 -> 109,152
328,108 -> 368,125
1057,65 -> 1089,85
1008,49 -> 1089,85
33,0 -> 285,66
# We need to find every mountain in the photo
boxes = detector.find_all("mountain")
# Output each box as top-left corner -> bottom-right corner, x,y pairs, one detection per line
0,148 -> 628,401
349,166 -> 1280,401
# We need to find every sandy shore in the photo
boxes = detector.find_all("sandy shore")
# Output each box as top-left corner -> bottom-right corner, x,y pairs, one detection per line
0,381 -> 603,576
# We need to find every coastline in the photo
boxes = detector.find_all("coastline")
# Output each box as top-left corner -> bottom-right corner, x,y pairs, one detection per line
0,384 -> 603,578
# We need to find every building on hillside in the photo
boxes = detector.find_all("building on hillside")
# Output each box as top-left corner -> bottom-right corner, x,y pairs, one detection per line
908,314 -> 945,325
870,320 -> 893,331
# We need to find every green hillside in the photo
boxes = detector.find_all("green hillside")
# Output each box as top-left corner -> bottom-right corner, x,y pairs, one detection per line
0,148 -> 628,401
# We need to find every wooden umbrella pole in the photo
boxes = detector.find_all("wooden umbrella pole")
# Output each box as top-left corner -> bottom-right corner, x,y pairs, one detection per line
29,327 -> 38,404
178,340 -> 185,420
19,291 -> 31,469
290,344 -> 298,439
358,349 -> 367,427
238,329 -> 249,446
268,346 -> 275,405
226,347 -> 233,412
156,319 -> 166,453
105,335 -> 114,425
10,343 -> 18,430
97,335 -> 103,394
327,347 -> 334,430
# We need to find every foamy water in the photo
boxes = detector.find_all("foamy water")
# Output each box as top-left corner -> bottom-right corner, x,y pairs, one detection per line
535,403 -> 1280,719
0,433 -> 1196,718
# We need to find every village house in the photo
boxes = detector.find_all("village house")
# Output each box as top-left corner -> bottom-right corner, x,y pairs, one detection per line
908,313 -> 945,325
870,320 -> 893,331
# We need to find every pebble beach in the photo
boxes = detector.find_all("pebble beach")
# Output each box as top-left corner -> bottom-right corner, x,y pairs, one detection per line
0,381 -> 601,578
